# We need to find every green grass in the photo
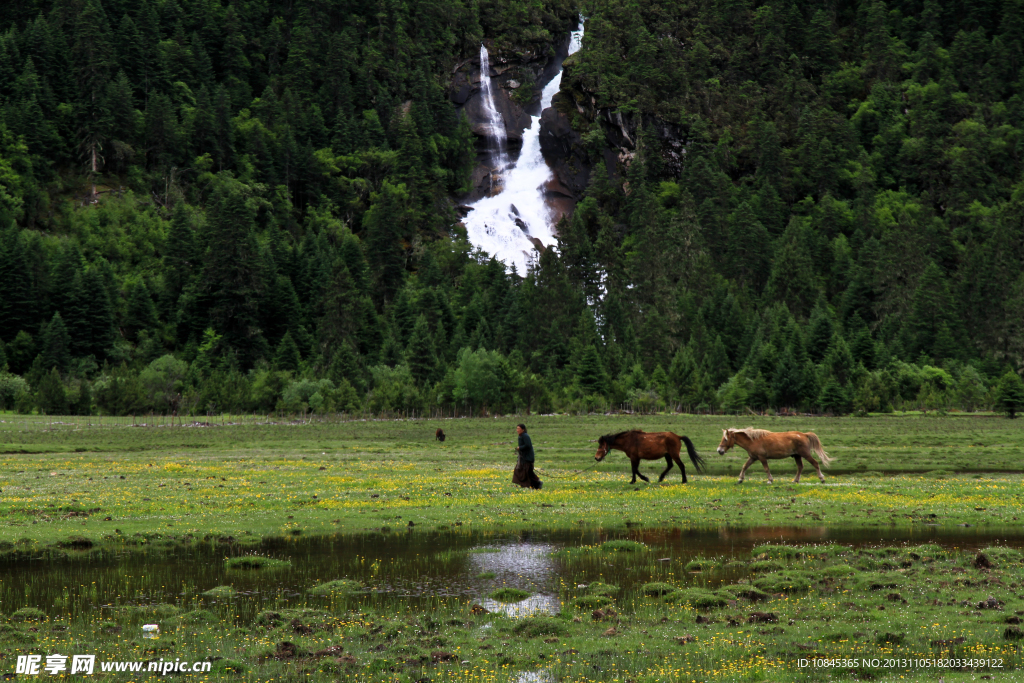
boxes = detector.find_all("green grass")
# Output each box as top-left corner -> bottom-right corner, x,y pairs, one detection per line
0,413 -> 1023,547
307,579 -> 362,596
489,587 -> 532,602
3,412 -> 1024,681
225,555 -> 292,570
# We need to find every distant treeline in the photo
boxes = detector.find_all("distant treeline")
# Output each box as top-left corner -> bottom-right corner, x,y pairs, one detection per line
1,0 -> 1024,418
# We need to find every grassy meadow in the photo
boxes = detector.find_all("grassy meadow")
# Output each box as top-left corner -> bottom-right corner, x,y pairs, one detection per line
2,412 -> 1024,682
0,412 -> 1022,545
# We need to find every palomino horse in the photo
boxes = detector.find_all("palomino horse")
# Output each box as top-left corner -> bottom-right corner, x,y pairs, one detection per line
716,428 -> 832,484
595,430 -> 706,484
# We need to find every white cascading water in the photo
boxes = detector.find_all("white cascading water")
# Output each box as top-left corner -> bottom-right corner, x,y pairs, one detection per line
478,44 -> 509,177
464,24 -> 584,276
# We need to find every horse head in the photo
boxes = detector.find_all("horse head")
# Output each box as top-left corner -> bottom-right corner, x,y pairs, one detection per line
595,436 -> 610,461
717,429 -> 735,455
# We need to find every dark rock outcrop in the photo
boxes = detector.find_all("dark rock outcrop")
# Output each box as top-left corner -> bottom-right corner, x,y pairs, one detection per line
539,93 -> 591,201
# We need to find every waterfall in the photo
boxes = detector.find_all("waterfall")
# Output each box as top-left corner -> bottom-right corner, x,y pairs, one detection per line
478,44 -> 509,177
464,24 -> 584,276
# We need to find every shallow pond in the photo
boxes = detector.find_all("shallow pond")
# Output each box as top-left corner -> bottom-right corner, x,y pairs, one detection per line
3,525 -> 1024,622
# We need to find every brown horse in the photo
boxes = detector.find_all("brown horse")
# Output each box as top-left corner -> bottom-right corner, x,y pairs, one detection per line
716,428 -> 832,484
595,430 -> 706,484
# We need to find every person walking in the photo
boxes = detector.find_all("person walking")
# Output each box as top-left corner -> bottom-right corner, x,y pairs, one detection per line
512,423 -> 542,489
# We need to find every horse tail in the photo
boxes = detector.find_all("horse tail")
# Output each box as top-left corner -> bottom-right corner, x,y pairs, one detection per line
681,435 -> 706,474
806,432 -> 832,468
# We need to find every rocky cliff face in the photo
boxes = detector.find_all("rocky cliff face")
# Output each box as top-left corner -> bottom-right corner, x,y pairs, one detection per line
538,92 -> 591,202
546,55 -> 687,192
451,36 -> 576,205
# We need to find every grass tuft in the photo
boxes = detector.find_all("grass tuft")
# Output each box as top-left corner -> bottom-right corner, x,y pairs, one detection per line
489,587 -> 531,602
225,555 -> 291,570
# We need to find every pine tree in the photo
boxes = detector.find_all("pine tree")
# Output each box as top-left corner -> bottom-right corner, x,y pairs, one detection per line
996,370 -> 1024,419
824,334 -> 856,385
818,378 -> 849,415
772,347 -> 804,409
72,0 -> 116,196
906,262 -> 960,360
668,345 -> 697,406
390,288 -> 416,344
765,218 -> 819,318
703,335 -> 732,388
79,268 -> 114,359
575,344 -> 607,395
329,342 -> 363,392
124,280 -> 158,342
357,298 -> 384,364
144,91 -> 180,169
36,367 -> 68,415
650,364 -> 668,400
0,236 -> 37,342
104,69 -> 136,170
72,379 -> 93,415
273,331 -> 301,373
405,314 -> 437,385
200,185 -> 268,368
40,312 -> 72,374
7,331 -> 36,375
164,202 -> 196,305
49,243 -> 84,320
115,13 -> 144,88
363,181 -> 411,307
727,202 -> 771,291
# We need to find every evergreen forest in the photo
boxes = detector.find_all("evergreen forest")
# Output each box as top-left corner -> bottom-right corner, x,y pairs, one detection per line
2,0 -> 1024,417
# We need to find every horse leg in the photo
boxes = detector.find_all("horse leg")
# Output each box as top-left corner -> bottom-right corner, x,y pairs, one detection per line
633,459 -> 650,483
658,454 -> 673,482
804,453 -> 826,482
793,456 -> 803,483
737,455 -> 755,484
671,450 -> 687,483
758,456 -> 774,484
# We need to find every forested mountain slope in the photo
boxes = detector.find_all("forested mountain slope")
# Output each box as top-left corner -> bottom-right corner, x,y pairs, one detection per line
0,0 -> 1023,416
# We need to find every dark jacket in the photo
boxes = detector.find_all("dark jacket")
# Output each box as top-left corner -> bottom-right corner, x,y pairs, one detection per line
517,432 -> 535,463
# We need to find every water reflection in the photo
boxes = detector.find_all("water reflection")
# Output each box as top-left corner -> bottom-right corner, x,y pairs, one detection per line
469,543 -> 556,590
481,594 -> 559,617
2,525 -> 1023,619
